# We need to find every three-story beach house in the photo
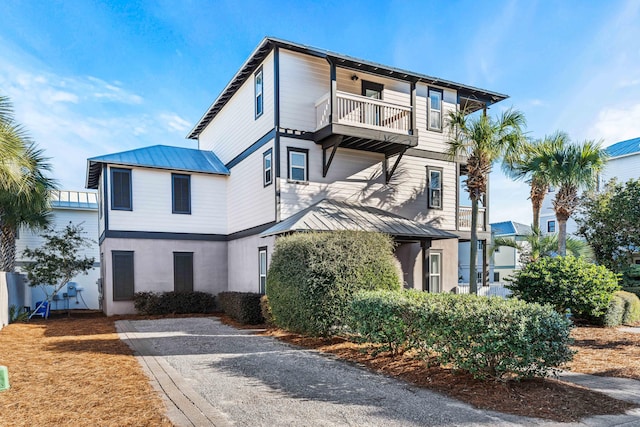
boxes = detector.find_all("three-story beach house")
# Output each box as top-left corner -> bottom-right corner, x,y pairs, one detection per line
86,38 -> 508,315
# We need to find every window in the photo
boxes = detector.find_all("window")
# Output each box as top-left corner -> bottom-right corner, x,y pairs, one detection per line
112,251 -> 134,301
172,174 -> 191,214
255,67 -> 263,118
428,88 -> 443,131
547,220 -> 556,233
361,81 -> 384,126
429,252 -> 442,293
288,148 -> 308,182
427,167 -> 442,209
494,272 -> 500,282
259,247 -> 267,294
111,168 -> 132,210
174,252 -> 194,293
263,149 -> 273,186
361,80 -> 383,100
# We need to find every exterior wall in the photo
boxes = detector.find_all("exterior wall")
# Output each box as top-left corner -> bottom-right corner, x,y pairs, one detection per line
15,207 -> 101,310
415,83 -> 457,152
100,238 -> 228,315
601,154 -> 640,184
492,238 -> 518,281
227,234 -> 275,293
432,238 -> 459,292
98,177 -> 106,236
278,137 -> 457,230
539,188 -> 578,237
106,166 -> 227,234
394,242 -> 423,290
227,139 -> 276,234
198,52 -> 275,163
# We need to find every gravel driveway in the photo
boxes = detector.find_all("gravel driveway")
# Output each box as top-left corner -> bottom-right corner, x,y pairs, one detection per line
117,317 -> 634,427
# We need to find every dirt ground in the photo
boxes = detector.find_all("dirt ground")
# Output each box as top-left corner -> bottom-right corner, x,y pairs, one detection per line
1,313 -> 639,425
0,311 -> 172,427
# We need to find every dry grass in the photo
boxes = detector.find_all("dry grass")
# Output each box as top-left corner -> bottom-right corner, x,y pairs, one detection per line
0,312 -> 172,427
569,325 -> 640,379
219,315 -> 638,423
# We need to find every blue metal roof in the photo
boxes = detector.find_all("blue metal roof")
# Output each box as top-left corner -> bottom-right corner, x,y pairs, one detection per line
606,137 -> 640,158
51,190 -> 98,210
86,145 -> 229,189
490,221 -> 531,236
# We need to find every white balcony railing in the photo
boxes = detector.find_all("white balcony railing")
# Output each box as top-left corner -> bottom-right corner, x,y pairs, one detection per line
458,206 -> 486,231
455,282 -> 512,299
315,91 -> 412,134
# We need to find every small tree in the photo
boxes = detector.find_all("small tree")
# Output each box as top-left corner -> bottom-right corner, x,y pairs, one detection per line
22,223 -> 95,318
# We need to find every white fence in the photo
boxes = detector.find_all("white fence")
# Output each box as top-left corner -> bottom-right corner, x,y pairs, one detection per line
454,282 -> 512,298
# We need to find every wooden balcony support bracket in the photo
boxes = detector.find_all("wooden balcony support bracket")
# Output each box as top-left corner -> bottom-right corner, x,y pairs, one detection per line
384,148 -> 407,184
322,135 -> 343,177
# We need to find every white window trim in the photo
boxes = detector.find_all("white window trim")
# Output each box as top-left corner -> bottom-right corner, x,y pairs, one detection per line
258,247 -> 267,294
288,148 -> 308,182
255,68 -> 263,119
428,88 -> 443,131
429,251 -> 442,293
427,167 -> 442,209
263,149 -> 272,187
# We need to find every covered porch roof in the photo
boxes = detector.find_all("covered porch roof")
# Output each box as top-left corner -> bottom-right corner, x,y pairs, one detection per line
260,199 -> 458,240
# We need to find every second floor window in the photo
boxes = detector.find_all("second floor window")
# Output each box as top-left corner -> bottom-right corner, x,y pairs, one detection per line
255,67 -> 263,119
172,174 -> 191,214
428,88 -> 442,131
288,148 -> 308,182
111,168 -> 132,211
427,167 -> 442,209
263,149 -> 272,186
547,220 -> 556,233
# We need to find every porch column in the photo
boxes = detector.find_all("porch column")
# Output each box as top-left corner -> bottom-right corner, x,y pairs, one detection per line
410,81 -> 417,135
482,239 -> 488,286
421,240 -> 431,292
329,59 -> 337,124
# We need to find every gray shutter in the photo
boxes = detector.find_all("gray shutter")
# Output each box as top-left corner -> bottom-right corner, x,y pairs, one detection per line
174,252 -> 194,293
112,251 -> 134,300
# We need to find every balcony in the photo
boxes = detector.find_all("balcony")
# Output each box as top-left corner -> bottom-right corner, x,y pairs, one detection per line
313,91 -> 418,182
458,206 -> 486,231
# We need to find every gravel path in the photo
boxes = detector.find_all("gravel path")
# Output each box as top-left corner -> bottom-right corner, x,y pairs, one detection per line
118,317 -> 640,427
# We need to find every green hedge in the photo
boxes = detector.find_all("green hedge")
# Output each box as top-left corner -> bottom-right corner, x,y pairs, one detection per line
349,290 -> 574,380
217,292 -> 264,324
266,231 -> 401,336
623,287 -> 640,299
133,291 -> 216,315
603,291 -> 640,326
507,256 -> 620,319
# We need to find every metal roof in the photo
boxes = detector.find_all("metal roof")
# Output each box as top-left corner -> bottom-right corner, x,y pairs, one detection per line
187,37 -> 509,139
260,199 -> 458,240
606,137 -> 640,159
50,190 -> 98,210
86,145 -> 229,189
490,221 -> 532,236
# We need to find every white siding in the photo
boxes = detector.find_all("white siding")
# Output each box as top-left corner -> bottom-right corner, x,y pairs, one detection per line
227,140 -> 276,234
416,83 -> 457,152
278,137 -> 457,230
198,52 -> 275,164
15,207 -> 101,309
227,234 -> 275,293
100,238 -> 227,316
107,166 -> 227,234
98,177 -> 105,237
601,154 -> 640,184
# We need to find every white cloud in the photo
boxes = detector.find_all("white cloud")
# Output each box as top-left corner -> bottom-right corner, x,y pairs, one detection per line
160,113 -> 191,133
589,103 -> 640,146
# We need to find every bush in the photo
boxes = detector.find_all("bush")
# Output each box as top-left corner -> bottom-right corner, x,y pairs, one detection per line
217,292 -> 264,324
267,231 -> 401,336
623,287 -> 640,299
260,295 -> 274,325
507,256 -> 620,319
603,291 -> 640,326
133,291 -> 216,315
349,290 -> 574,381
621,265 -> 640,288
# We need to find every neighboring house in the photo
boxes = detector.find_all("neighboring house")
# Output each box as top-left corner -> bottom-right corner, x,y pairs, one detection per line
86,37 -> 508,315
15,190 -> 100,310
490,221 -> 532,282
457,240 -> 492,284
540,136 -> 640,237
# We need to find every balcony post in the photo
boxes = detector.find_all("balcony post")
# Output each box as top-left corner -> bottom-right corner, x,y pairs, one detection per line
329,59 -> 337,125
410,81 -> 416,135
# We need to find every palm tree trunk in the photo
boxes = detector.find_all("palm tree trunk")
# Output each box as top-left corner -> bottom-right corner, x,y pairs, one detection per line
0,224 -> 16,272
557,219 -> 567,256
469,196 -> 479,294
530,182 -> 546,234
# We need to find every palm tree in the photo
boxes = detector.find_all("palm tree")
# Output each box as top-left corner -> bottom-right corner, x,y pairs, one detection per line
547,140 -> 608,256
0,94 -> 56,271
492,230 -> 592,265
503,132 -> 568,233
446,108 -> 526,294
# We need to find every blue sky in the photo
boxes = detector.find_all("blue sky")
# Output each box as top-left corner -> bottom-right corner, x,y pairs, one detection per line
1,0 -> 639,225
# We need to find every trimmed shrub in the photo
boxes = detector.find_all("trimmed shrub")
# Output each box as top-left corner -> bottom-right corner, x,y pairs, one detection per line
349,290 -> 574,380
267,231 -> 401,336
507,256 -> 620,319
218,292 -> 264,324
604,291 -> 640,326
133,291 -> 216,315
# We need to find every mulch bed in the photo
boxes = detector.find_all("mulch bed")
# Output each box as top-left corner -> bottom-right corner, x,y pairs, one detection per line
0,311 -> 172,427
218,314 -> 638,423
